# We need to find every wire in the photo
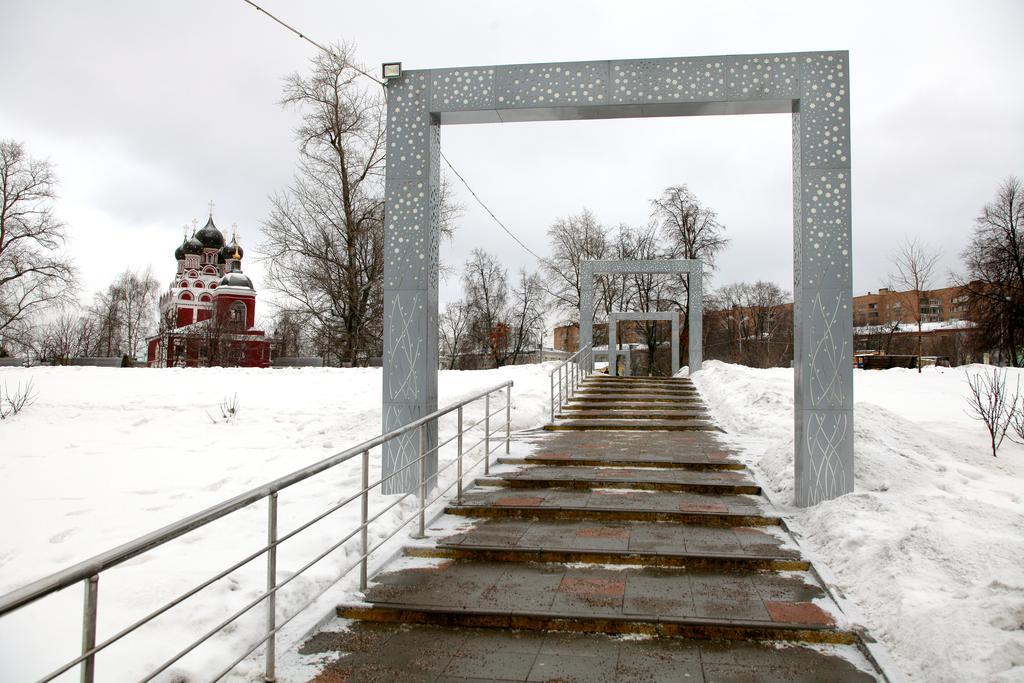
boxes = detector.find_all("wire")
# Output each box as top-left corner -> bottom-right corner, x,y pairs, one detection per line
440,152 -> 548,263
238,0 -> 548,264
239,0 -> 385,86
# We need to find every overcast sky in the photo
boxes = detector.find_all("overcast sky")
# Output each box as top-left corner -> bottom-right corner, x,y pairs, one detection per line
2,0 -> 1022,320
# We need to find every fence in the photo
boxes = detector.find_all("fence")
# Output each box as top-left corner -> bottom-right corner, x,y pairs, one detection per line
0,381 -> 513,681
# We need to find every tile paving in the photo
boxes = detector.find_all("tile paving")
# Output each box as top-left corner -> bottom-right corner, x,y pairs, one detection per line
305,376 -> 884,682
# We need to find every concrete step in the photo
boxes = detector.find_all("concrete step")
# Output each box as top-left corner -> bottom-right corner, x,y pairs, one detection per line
577,386 -> 699,395
338,603 -> 856,644
564,401 -> 704,410
407,545 -> 807,571
545,419 -> 716,431
302,623 -> 879,682
569,394 -> 703,404
445,502 -> 778,526
340,560 -> 851,644
585,377 -> 693,385
496,455 -> 745,470
408,517 -> 804,570
477,477 -> 758,496
558,409 -> 708,420
476,466 -> 759,495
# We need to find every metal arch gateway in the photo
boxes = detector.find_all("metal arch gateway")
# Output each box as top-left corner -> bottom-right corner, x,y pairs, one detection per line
581,259 -> 703,376
382,52 -> 853,506
609,313 -> 681,377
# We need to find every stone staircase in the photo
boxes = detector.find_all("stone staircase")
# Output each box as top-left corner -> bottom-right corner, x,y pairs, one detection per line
546,375 -> 715,432
303,376 -> 885,681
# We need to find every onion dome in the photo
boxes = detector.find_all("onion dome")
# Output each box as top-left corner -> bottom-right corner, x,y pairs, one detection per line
183,234 -> 204,255
219,239 -> 244,261
218,272 -> 254,289
174,241 -> 186,260
195,216 -> 226,249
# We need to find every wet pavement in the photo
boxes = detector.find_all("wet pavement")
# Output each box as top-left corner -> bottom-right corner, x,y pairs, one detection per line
303,376 -> 884,682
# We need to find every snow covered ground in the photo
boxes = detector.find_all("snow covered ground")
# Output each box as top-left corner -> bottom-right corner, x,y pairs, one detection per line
3,362 -> 1022,682
693,361 -> 1024,683
0,364 -> 554,682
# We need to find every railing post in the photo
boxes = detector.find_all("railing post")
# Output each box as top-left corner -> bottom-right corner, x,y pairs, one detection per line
484,393 -> 491,475
415,424 -> 426,539
549,371 -> 555,423
456,406 -> 464,504
359,449 -> 369,591
81,574 -> 98,683
557,366 -> 563,413
265,492 -> 278,682
505,384 -> 511,455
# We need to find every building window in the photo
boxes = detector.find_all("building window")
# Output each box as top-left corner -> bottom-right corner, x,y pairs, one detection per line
230,301 -> 247,324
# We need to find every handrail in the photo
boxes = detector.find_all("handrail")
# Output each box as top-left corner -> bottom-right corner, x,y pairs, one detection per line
549,343 -> 593,421
0,379 -> 515,682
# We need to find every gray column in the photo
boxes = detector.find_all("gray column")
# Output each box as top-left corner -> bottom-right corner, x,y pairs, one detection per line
792,52 -> 853,506
670,316 -> 680,375
382,72 -> 440,494
580,266 -> 595,372
608,316 -> 618,376
688,273 -> 703,373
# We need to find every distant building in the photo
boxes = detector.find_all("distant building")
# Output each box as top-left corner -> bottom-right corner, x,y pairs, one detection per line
852,285 -> 971,327
146,212 -> 277,367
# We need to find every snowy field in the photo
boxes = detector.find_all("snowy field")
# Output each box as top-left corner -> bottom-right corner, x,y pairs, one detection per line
693,361 -> 1024,683
0,364 -> 553,681
2,362 -> 1022,682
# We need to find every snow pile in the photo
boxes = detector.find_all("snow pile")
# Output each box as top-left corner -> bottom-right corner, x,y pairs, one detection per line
693,361 -> 1024,683
0,363 -> 554,681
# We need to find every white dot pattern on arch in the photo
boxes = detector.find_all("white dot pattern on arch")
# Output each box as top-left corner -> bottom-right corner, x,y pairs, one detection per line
800,54 -> 849,168
801,170 -> 851,288
496,62 -> 607,106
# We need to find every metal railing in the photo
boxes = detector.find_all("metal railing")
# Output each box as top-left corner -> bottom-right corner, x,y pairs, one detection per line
549,344 -> 593,421
0,381 -> 513,682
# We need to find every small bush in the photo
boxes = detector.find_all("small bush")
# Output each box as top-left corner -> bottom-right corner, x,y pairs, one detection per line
208,394 -> 240,424
964,368 -> 1017,457
0,379 -> 38,420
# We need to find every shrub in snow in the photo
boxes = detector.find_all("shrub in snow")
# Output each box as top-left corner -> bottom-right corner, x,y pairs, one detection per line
963,368 -> 1017,457
208,393 -> 240,424
0,378 -> 37,420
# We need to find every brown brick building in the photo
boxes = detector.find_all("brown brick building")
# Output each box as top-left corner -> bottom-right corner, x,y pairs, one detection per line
852,285 -> 971,327
551,282 -> 981,367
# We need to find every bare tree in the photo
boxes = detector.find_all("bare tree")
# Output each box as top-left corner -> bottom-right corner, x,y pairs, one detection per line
0,140 -> 77,345
964,367 -> 1017,457
27,305 -> 96,364
507,268 -> 547,365
463,249 -> 511,368
541,208 -> 610,322
889,238 -> 941,373
650,185 -> 726,366
108,267 -> 160,361
260,43 -> 386,367
439,300 -> 471,369
705,281 -> 792,368
270,309 -> 307,358
651,184 -> 728,281
88,286 -> 122,357
956,176 -> 1024,366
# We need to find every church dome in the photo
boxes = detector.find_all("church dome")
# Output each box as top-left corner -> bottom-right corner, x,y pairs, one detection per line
174,241 -> 186,260
196,216 -> 226,249
183,234 -> 204,255
219,272 -> 254,289
219,240 -> 244,261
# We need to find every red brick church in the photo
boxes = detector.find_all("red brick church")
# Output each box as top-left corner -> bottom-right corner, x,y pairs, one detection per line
146,211 -> 277,367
